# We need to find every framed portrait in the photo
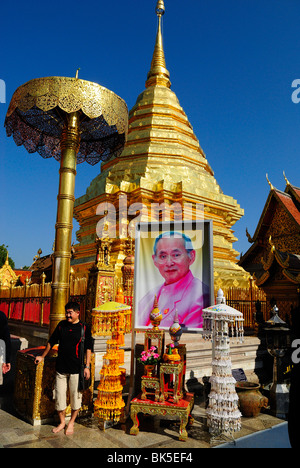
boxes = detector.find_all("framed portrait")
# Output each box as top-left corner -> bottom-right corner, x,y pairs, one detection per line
133,220 -> 214,332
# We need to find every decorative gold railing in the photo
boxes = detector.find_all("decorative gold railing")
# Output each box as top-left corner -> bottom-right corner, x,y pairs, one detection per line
0,273 -> 88,326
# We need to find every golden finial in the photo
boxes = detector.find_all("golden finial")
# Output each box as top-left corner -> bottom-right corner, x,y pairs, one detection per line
115,286 -> 124,303
283,171 -> 290,186
156,0 -> 165,16
266,173 -> 274,190
246,227 -> 254,243
75,68 -> 80,79
269,235 -> 275,252
146,0 -> 171,88
149,295 -> 162,330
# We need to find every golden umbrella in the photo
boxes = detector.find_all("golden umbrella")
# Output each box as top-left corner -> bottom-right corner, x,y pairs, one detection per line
5,74 -> 128,335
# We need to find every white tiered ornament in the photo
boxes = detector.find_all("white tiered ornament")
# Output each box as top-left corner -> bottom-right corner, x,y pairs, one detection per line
202,289 -> 244,439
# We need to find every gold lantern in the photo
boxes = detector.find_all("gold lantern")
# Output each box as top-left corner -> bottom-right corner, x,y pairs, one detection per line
92,301 -> 131,429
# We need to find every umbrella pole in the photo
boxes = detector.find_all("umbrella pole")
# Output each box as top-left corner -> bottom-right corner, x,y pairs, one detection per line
49,112 -> 80,336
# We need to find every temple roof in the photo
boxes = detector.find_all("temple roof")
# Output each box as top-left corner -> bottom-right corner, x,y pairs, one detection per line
284,175 -> 300,206
0,253 -> 18,287
14,269 -> 32,285
30,253 -> 53,284
252,245 -> 300,286
239,175 -> 300,285
245,188 -> 300,247
242,178 -> 300,247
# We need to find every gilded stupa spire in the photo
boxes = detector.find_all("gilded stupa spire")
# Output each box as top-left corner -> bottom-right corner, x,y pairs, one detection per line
73,0 -> 250,293
146,0 -> 171,89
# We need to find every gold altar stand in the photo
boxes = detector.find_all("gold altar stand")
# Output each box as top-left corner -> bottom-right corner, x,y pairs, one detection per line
144,328 -> 165,355
141,375 -> 160,401
130,392 -> 194,441
159,361 -> 184,404
130,294 -> 194,440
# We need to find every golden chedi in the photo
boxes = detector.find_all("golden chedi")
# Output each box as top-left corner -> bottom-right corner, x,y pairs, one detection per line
72,1 -> 249,294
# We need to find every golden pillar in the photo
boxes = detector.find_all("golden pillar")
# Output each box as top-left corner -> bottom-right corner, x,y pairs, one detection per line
50,112 -> 80,334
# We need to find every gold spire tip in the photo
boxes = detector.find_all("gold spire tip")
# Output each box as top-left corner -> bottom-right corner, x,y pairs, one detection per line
75,68 -> 80,79
146,0 -> 170,88
156,0 -> 165,17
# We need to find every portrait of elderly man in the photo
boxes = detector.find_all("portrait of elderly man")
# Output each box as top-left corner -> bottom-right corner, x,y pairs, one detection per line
137,231 -> 210,329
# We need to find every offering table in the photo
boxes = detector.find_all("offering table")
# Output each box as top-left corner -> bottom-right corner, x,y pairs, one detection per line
130,392 -> 194,441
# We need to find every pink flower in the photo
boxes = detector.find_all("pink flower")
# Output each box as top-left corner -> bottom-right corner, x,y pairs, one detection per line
138,345 -> 161,365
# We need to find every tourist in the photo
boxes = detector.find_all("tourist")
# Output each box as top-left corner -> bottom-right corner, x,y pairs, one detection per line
35,301 -> 93,435
0,310 -> 11,385
137,231 -> 210,329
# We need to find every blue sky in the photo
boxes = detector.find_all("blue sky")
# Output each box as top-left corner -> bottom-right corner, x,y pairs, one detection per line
1,0 -> 300,268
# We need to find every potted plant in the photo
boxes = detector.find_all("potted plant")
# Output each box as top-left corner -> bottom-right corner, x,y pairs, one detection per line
138,346 -> 161,377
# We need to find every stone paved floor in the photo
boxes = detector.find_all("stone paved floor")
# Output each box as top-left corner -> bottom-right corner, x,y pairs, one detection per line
0,392 -> 286,449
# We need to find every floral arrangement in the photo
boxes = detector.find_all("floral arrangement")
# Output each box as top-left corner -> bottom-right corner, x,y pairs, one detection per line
138,346 -> 160,365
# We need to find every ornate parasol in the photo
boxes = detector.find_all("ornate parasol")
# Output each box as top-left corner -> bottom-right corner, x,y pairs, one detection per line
5,74 -> 128,334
